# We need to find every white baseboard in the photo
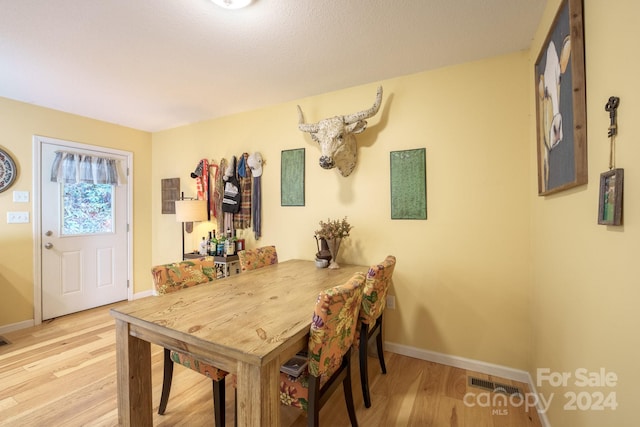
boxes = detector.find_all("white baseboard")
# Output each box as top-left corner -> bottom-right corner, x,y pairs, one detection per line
385,341 -> 551,427
0,319 -> 34,335
133,290 -> 154,300
385,341 -> 531,382
0,293 -> 152,335
522,371 -> 552,427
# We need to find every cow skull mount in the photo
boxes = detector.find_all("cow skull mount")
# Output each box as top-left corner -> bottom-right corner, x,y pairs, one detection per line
297,86 -> 383,177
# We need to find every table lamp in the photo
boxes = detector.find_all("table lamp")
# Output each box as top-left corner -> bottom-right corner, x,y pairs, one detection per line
175,198 -> 208,260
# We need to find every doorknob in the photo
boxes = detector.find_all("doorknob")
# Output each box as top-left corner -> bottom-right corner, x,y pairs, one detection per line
45,230 -> 53,236
44,242 -> 54,250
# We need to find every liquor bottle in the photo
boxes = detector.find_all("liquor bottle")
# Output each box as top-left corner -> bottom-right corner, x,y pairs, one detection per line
199,237 -> 207,255
217,233 -> 226,257
225,228 -> 234,256
209,230 -> 218,256
232,229 -> 239,253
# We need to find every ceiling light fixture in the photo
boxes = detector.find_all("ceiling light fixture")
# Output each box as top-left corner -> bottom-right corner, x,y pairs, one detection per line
211,0 -> 252,9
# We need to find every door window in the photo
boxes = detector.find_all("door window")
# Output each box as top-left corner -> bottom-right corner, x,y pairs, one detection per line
62,182 -> 114,235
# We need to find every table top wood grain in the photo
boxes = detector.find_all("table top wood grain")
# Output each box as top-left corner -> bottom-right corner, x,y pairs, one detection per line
111,259 -> 367,371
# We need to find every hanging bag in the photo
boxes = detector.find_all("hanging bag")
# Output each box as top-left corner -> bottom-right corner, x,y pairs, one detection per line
222,156 -> 241,213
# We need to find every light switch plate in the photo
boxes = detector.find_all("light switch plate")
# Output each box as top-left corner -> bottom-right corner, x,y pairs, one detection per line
386,295 -> 396,310
13,191 -> 29,203
7,212 -> 29,223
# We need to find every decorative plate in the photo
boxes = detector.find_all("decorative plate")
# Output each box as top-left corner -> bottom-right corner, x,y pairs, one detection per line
0,148 -> 17,193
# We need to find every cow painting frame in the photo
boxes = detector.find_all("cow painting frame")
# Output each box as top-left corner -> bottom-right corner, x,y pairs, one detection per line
535,0 -> 587,196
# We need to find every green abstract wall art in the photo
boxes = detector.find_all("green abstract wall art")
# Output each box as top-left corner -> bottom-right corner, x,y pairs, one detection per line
281,148 -> 305,206
390,148 -> 426,220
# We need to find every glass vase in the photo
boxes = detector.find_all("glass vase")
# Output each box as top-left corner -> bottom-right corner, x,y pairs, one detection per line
326,237 -> 342,269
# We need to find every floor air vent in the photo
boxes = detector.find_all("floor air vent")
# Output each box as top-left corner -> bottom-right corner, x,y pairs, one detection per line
0,336 -> 10,346
468,376 -> 522,396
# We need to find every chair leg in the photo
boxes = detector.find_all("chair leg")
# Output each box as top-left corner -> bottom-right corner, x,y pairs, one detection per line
359,323 -> 372,408
343,351 -> 359,427
213,377 -> 226,427
234,387 -> 238,427
375,316 -> 387,374
158,348 -> 174,415
307,374 -> 321,427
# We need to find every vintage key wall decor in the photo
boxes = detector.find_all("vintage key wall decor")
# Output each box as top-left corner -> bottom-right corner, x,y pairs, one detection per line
605,96 -> 620,137
598,96 -> 623,226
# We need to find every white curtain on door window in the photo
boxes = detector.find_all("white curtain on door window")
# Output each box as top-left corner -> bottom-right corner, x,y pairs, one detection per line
50,151 -> 125,185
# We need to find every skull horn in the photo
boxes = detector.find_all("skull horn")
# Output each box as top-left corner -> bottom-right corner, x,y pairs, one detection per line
297,105 -> 319,133
343,86 -> 383,124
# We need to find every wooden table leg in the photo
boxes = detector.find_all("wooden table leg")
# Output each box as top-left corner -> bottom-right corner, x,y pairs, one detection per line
236,358 -> 280,427
115,319 -> 152,426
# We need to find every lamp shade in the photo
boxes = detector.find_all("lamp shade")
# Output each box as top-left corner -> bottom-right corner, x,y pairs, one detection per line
175,199 -> 208,223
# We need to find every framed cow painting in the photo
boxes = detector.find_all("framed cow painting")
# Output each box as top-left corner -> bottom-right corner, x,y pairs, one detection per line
534,0 -> 587,196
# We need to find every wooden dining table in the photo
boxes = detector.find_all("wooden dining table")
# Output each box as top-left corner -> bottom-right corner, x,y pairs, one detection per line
110,259 -> 366,426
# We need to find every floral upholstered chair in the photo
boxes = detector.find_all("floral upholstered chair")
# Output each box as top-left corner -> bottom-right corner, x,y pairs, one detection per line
151,257 -> 217,295
280,272 -> 365,427
150,257 -> 227,426
357,255 -> 396,408
237,245 -> 278,271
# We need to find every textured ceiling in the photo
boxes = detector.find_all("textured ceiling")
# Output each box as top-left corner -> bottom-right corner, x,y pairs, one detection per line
0,0 -> 546,132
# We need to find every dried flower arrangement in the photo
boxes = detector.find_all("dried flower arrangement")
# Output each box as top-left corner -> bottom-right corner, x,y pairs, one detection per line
314,217 -> 352,240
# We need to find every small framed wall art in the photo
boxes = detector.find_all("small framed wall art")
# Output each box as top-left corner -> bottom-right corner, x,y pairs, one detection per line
161,178 -> 180,214
390,148 -> 426,220
0,148 -> 17,193
281,148 -> 305,206
597,168 -> 623,226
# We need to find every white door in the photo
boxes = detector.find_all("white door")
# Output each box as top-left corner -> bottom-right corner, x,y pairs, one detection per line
40,141 -> 129,320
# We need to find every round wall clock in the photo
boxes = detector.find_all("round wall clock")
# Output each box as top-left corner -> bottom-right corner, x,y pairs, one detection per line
0,148 -> 17,193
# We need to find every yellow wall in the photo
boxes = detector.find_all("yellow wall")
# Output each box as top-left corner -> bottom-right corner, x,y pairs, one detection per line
530,0 -> 639,425
4,1 -> 637,422
0,97 -> 152,326
152,51 -> 533,370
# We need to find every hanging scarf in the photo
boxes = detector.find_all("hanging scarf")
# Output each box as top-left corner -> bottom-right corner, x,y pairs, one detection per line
191,159 -> 209,219
209,161 -> 219,220
216,158 -> 227,234
247,152 -> 263,240
252,175 -> 261,240
234,152 -> 252,230
191,159 -> 208,200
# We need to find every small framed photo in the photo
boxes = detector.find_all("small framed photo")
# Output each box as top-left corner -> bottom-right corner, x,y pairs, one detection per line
598,168 -> 623,226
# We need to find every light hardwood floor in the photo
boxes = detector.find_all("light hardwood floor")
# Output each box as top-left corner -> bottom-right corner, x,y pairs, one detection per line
0,303 -> 543,426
